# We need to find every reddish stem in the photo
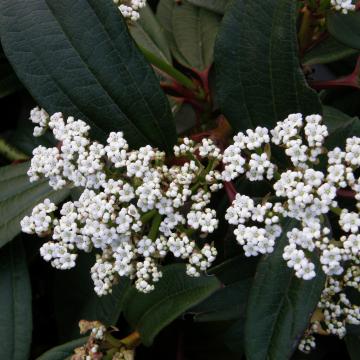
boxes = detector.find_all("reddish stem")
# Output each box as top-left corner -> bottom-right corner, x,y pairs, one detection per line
224,182 -> 237,203
190,131 -> 212,142
310,56 -> 360,90
196,67 -> 211,96
337,189 -> 356,199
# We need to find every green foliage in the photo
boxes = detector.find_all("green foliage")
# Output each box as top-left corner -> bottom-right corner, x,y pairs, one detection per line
0,0 -> 360,357
123,264 -> 220,346
244,219 -> 326,360
302,36 -> 359,66
190,255 -> 258,322
0,0 -> 177,151
129,6 -> 172,64
215,0 -> 321,131
157,0 -> 221,70
0,239 -> 32,360
36,338 -> 87,360
187,0 -> 230,15
323,106 -> 360,148
327,11 -> 360,50
0,162 -> 69,248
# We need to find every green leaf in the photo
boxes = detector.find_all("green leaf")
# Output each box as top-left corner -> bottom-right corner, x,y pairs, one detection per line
123,264 -> 220,346
37,338 -> 87,360
157,0 -> 193,67
191,279 -> 251,322
129,6 -> 172,64
323,106 -> 360,149
215,0 -> 321,131
172,2 -> 221,71
0,238 -> 32,360
190,256 -> 258,322
187,0 -> 230,15
157,0 -> 221,70
0,162 -> 70,248
244,219 -> 326,360
327,11 -> 360,50
302,36 -> 359,66
345,334 -> 360,360
0,0 -> 177,151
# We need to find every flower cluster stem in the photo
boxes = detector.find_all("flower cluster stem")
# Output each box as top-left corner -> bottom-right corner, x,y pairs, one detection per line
139,46 -> 198,92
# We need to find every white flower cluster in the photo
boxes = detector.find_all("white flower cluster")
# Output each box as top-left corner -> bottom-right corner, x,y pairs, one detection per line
330,0 -> 356,13
318,267 -> 360,338
21,199 -> 56,235
113,0 -> 146,21
222,127 -> 275,181
30,107 -> 50,137
22,109 -> 223,294
225,114 -> 360,282
298,322 -> 318,353
225,113 -> 360,343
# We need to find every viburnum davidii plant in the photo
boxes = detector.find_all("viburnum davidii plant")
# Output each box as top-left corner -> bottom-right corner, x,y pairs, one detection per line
0,0 -> 360,359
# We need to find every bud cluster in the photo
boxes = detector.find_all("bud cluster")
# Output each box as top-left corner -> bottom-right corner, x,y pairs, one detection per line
113,0 -> 146,21
330,0 -> 356,13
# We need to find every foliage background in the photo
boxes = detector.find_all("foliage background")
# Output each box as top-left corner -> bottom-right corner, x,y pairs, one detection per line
0,0 -> 359,359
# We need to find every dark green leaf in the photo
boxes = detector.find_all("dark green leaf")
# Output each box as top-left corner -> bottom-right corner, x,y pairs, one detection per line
129,6 -> 172,64
215,0 -> 321,131
191,280 -> 251,322
0,0 -> 177,151
345,334 -> 360,360
0,239 -> 32,360
327,11 -> 360,50
187,0 -> 230,15
123,264 -> 220,346
190,256 -> 258,322
37,338 -> 87,360
302,36 -> 359,66
0,162 -> 70,248
323,105 -> 360,149
244,219 -> 326,360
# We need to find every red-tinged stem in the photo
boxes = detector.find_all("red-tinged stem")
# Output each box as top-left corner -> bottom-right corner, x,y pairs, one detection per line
190,131 -> 212,142
310,56 -> 360,90
196,67 -> 211,96
11,159 -> 27,165
160,82 -> 206,106
337,189 -> 356,199
224,181 -> 237,203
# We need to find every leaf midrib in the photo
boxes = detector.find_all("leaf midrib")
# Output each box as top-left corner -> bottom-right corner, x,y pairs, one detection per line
44,0 -> 151,145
